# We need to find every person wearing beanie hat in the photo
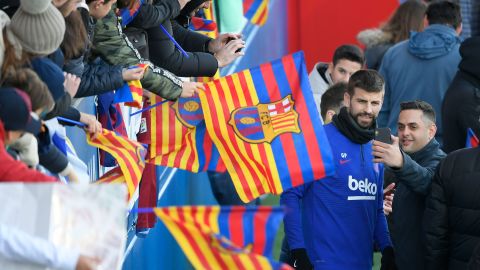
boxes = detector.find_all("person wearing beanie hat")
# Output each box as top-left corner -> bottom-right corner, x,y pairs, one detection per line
9,0 -> 66,55
0,87 -> 56,182
442,36 -> 480,153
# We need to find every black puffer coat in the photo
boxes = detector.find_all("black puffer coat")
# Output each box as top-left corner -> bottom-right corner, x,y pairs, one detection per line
424,147 -> 480,270
442,37 -> 480,153
128,1 -> 217,77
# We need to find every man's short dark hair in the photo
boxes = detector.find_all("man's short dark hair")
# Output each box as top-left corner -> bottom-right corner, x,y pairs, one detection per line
321,82 -> 347,121
400,100 -> 436,123
332,45 -> 365,66
347,70 -> 384,96
426,1 -> 462,29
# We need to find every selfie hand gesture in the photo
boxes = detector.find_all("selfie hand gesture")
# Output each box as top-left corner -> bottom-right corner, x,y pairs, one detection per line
372,136 -> 403,169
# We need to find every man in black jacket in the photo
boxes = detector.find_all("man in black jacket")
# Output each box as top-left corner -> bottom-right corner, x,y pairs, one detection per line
442,36 -> 480,153
127,0 -> 244,77
424,146 -> 480,270
372,100 -> 446,270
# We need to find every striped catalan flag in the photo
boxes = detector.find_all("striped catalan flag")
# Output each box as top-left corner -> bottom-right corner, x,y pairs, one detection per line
114,63 -> 149,108
137,94 -> 225,172
199,51 -> 335,202
154,206 -> 292,270
189,17 -> 217,32
243,0 -> 269,26
118,0 -> 144,27
87,129 -> 147,205
466,128 -> 479,148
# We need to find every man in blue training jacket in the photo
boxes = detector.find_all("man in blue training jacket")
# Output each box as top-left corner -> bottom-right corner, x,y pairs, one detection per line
281,70 -> 395,270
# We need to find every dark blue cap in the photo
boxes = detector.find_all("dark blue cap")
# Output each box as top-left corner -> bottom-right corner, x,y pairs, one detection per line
0,87 -> 41,134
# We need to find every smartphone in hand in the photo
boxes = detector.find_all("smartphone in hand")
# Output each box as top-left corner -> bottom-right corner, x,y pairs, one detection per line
227,37 -> 242,53
375,127 -> 392,144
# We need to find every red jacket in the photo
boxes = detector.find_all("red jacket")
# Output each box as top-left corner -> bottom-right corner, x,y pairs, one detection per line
0,121 -> 57,182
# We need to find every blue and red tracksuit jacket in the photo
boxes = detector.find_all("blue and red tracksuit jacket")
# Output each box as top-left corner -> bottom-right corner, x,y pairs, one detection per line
281,123 -> 392,270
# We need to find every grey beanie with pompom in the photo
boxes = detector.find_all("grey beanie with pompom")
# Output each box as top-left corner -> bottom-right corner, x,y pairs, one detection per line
9,0 -> 66,55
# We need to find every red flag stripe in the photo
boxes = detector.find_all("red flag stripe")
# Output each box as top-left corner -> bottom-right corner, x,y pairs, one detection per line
252,208 -> 270,254
225,75 -> 268,195
102,133 -> 141,183
190,207 -> 231,269
259,62 -> 304,187
243,0 -> 254,13
214,78 -> 264,198
204,83 -> 254,199
237,71 -> 277,194
282,55 -> 326,180
256,7 -> 267,24
228,207 -> 245,247
168,208 -> 212,269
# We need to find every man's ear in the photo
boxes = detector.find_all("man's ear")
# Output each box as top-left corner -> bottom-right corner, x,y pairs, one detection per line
455,23 -> 463,36
428,123 -> 437,140
327,62 -> 334,74
343,92 -> 351,108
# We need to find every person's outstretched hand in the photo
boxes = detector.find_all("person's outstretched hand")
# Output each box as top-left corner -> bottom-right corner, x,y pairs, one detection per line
180,81 -> 205,98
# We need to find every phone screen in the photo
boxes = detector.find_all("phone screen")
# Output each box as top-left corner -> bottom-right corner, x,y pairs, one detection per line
375,127 -> 392,144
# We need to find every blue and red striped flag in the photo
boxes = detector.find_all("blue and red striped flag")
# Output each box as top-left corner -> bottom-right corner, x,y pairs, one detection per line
154,206 -> 292,270
136,95 -> 225,172
189,17 -> 217,32
466,128 -> 479,148
118,0 -> 144,27
243,0 -> 269,26
199,51 -> 335,202
114,64 -> 148,108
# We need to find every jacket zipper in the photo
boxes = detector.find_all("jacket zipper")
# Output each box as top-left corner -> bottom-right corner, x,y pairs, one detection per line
361,144 -> 365,167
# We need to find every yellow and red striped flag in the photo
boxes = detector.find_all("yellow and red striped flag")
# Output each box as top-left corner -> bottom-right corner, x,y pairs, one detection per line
87,129 -> 146,205
136,95 -> 225,172
243,0 -> 269,26
154,206 -> 292,270
114,63 -> 149,108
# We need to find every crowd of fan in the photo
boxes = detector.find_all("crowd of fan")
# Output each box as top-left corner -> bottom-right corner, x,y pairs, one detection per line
0,0 -> 243,269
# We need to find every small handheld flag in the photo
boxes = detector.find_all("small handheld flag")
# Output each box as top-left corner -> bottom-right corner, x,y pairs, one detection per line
466,128 -> 479,148
114,64 -> 148,108
243,0 -> 269,26
189,17 -> 217,32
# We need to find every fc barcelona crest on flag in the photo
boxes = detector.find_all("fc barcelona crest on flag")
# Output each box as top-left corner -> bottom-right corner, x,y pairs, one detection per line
229,95 -> 300,144
172,95 -> 204,129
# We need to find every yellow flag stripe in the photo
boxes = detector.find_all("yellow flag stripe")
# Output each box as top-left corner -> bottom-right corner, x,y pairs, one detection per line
199,86 -> 243,195
95,136 -> 138,196
242,71 -> 283,193
231,73 -> 271,194
219,77 -> 262,199
150,96 -> 158,158
201,83 -> 250,202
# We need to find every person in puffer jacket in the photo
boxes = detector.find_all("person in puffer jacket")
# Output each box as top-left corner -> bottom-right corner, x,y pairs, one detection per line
442,37 -> 480,153
423,146 -> 480,270
91,0 -> 203,101
378,1 -> 462,146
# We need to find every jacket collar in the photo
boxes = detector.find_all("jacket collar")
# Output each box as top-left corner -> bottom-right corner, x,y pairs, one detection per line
408,138 -> 441,161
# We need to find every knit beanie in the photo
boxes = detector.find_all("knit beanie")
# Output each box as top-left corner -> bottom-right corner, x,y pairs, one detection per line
9,0 -> 66,55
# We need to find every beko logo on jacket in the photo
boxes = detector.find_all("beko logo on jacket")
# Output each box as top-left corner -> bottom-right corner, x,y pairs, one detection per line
347,175 -> 377,200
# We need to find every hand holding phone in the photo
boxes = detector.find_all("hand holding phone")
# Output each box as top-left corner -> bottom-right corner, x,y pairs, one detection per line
227,37 -> 243,53
375,127 -> 392,144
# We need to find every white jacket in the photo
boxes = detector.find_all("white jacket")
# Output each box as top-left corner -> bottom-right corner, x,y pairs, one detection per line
308,62 -> 333,115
